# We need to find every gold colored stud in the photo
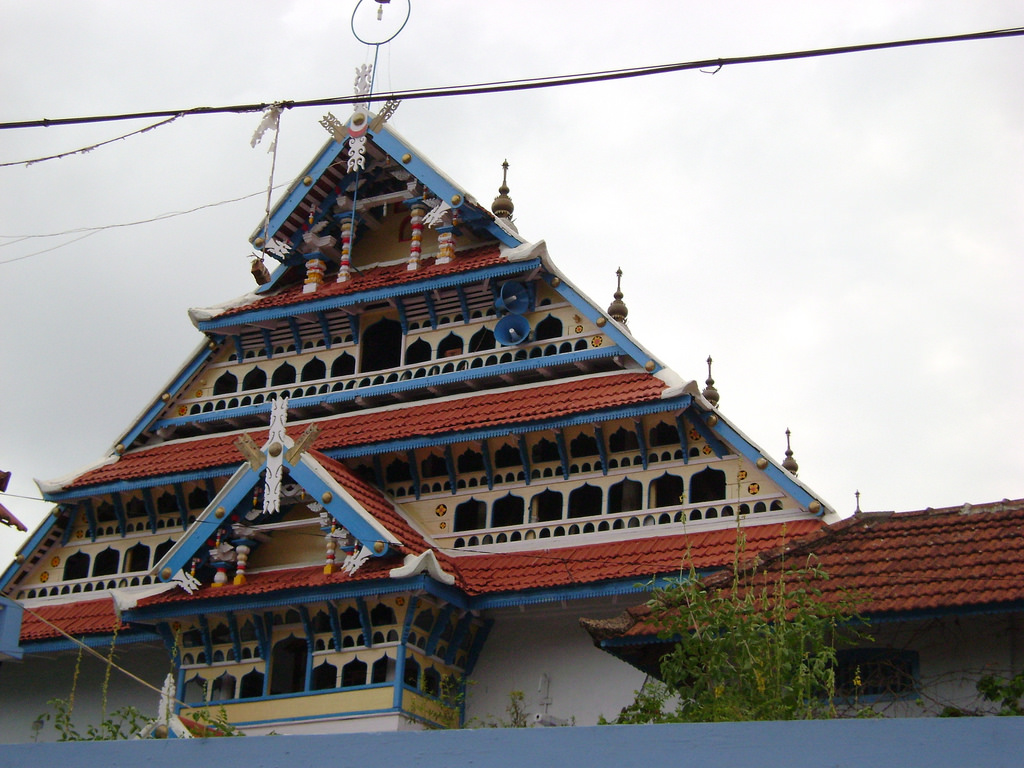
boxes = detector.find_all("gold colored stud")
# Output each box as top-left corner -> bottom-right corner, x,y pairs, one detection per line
373,541 -> 386,553
402,153 -> 412,163
115,444 -> 125,454
706,414 -> 719,427
15,554 -> 24,564
551,277 -> 561,287
322,492 -> 333,504
644,360 -> 656,372
596,317 -> 607,327
161,393 -> 170,401
253,237 -> 265,248
161,567 -> 172,580
451,194 -> 462,206
808,500 -> 822,514
268,442 -> 283,457
215,506 -> 225,519
756,457 -> 768,469
303,176 -> 313,186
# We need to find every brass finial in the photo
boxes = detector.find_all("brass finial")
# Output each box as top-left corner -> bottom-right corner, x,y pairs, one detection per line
854,490 -> 861,515
491,159 -> 515,219
607,267 -> 628,323
701,356 -> 720,407
782,428 -> 799,474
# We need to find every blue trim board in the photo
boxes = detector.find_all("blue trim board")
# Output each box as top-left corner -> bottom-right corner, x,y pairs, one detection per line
0,513 -> 59,592
116,343 -> 215,452
22,629 -> 162,655
545,273 -> 663,374
198,259 -> 541,332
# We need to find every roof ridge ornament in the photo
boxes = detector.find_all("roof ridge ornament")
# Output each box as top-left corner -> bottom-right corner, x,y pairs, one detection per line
702,356 -> 720,407
491,159 -> 515,219
607,267 -> 628,324
782,427 -> 799,475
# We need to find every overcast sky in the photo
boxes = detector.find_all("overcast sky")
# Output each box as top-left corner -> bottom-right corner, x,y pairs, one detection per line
1,1 -> 1022,564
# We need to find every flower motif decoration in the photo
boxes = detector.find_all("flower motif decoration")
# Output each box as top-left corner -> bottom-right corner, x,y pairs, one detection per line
435,504 -> 448,517
591,335 -> 604,347
574,325 -> 584,334
439,521 -> 447,530
688,429 -> 701,442
178,405 -> 188,416
737,470 -> 748,481
75,530 -> 84,539
50,556 -> 61,568
40,571 -> 49,582
747,482 -> 761,495
194,389 -> 203,398
702,445 -> 713,455
395,597 -> 405,606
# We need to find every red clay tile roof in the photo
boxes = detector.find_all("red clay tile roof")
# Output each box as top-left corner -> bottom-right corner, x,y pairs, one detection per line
586,498 -> 1024,644
216,246 -> 505,320
452,520 -> 824,596
21,598 -> 123,642
67,373 -> 666,489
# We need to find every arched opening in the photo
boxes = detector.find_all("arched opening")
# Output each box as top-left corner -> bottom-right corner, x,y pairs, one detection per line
213,372 -> 237,396
650,473 -> 685,508
649,420 -> 679,447
360,318 -> 402,372
469,327 -> 495,352
437,332 -> 464,358
608,478 -> 643,514
301,357 -> 326,382
242,367 -> 267,391
124,542 -> 150,573
493,442 -> 521,469
271,362 -> 296,387
454,499 -> 486,532
339,606 -> 362,631
531,489 -> 563,523
154,539 -> 175,563
568,484 -> 602,518
331,352 -> 356,377
405,338 -> 431,365
187,486 -> 209,510
535,315 -> 562,341
420,452 -> 447,478
370,603 -> 397,626
342,657 -> 368,687
92,547 -> 119,577
239,670 -> 264,699
183,676 -> 207,704
312,661 -> 338,690
690,467 -> 726,503
385,458 -> 412,484
270,636 -> 308,695
211,672 -> 236,701
569,432 -> 599,458
456,448 -> 484,473
531,438 -> 560,464
372,655 -> 395,683
609,425 -> 640,453
492,494 -> 525,527
63,551 -> 90,581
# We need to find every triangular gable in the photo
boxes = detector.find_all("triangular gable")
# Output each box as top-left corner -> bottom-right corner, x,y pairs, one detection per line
250,120 -> 523,267
152,405 -> 404,590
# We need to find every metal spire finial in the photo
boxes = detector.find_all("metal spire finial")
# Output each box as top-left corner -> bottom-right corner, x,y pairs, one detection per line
781,427 -> 799,474
607,267 -> 629,323
491,159 -> 515,219
854,489 -> 862,514
701,356 -> 720,407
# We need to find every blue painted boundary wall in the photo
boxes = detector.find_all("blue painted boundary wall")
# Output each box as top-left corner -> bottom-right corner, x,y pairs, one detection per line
4,718 -> 1024,768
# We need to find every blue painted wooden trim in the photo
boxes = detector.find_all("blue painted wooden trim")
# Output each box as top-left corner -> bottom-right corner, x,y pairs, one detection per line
463,617 -> 492,677
116,344 -> 214,451
327,600 -> 343,651
253,140 -> 345,244
455,286 -> 471,323
315,311 -> 332,348
407,449 -> 422,501
226,611 -> 242,663
160,466 -> 261,580
480,438 -> 495,491
555,431 -> 570,480
371,454 -> 385,489
198,260 -> 541,331
21,629 -> 163,655
157,622 -> 179,664
141,486 -> 158,534
393,595 -> 417,709
347,314 -> 360,345
544,272 -> 662,373
60,503 -> 79,546
356,596 -> 373,649
425,603 -> 454,657
261,328 -> 274,359
595,424 -> 608,476
84,498 -> 97,541
298,605 -> 314,691
444,610 -> 474,666
444,444 -> 457,496
174,485 -> 189,529
395,296 -> 409,335
286,459 -> 392,556
401,595 -> 418,643
517,434 -> 531,486
423,291 -> 438,329
196,613 -> 213,664
674,413 -> 689,465
684,409 -> 727,458
635,418 -> 649,470
254,613 -> 270,669
469,575 -> 679,611
233,334 -> 245,360
706,413 -> 818,510
111,491 -> 127,537
287,317 -> 303,351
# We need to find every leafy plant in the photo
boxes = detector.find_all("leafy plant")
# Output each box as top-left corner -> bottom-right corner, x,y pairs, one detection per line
37,697 -> 150,741
976,671 -> 1024,715
610,532 -> 865,723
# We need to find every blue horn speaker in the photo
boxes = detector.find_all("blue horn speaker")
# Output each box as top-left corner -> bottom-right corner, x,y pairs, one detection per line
495,280 -> 530,314
495,314 -> 532,346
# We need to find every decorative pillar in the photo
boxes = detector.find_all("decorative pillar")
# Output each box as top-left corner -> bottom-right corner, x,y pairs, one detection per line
233,543 -> 250,586
436,226 -> 455,265
303,256 -> 326,293
337,217 -> 354,283
324,528 -> 337,575
408,203 -> 426,271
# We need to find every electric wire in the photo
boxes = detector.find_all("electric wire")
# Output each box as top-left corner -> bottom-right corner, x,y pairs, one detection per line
1,27 -> 1021,132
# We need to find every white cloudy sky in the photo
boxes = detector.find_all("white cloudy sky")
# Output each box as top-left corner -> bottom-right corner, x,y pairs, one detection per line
1,1 -> 1022,564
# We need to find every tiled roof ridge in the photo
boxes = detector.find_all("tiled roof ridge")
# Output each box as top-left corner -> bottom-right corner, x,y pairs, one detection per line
214,245 -> 504,320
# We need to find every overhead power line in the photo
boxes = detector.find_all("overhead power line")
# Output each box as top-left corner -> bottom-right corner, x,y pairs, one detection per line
1,27 -> 1021,132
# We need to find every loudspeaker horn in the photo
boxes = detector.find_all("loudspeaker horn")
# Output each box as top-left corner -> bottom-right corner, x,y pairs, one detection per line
495,314 -> 532,346
495,280 -> 530,314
